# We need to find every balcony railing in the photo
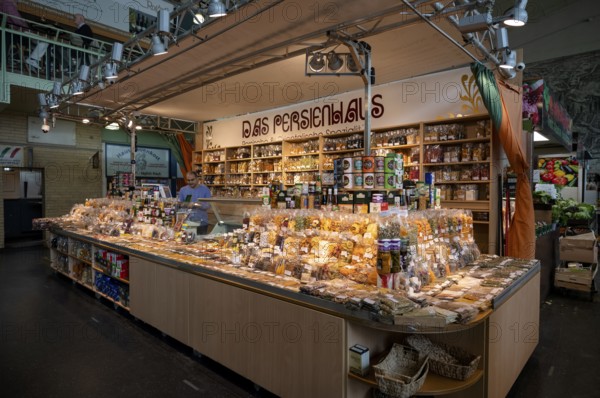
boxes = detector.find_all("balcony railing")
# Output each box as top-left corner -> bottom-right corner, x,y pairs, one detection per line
1,11 -> 114,85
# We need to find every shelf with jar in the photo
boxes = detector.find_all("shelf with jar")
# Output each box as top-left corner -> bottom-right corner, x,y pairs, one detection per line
226,145 -> 252,161
253,142 -> 283,158
322,133 -> 364,154
421,116 -> 494,253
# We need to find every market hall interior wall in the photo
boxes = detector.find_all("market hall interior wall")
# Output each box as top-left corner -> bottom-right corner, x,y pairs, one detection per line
0,112 -> 103,247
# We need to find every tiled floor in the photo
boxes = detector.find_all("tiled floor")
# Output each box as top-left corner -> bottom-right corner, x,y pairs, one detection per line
0,245 -> 597,397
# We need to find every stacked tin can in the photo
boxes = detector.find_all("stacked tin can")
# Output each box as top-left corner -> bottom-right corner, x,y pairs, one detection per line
335,153 -> 403,190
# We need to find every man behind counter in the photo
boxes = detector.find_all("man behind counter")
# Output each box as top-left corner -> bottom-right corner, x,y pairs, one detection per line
178,171 -> 211,234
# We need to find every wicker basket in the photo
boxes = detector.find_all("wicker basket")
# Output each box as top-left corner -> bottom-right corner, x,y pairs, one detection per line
406,335 -> 480,381
372,344 -> 429,398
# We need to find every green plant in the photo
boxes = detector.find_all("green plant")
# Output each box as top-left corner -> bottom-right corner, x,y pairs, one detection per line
551,198 -> 595,226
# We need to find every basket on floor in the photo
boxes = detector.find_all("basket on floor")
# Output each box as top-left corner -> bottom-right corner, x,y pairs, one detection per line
372,344 -> 429,398
405,335 -> 480,381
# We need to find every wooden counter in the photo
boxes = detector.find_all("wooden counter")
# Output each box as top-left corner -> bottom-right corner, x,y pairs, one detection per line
47,229 -> 540,398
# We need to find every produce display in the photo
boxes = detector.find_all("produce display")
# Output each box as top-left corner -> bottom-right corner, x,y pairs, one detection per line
537,156 -> 579,187
552,198 -> 596,227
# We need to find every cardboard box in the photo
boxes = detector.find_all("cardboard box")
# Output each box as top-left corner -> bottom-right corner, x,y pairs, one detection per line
353,191 -> 371,214
559,232 -> 598,263
349,344 -> 370,376
338,193 -> 353,213
554,263 -> 597,291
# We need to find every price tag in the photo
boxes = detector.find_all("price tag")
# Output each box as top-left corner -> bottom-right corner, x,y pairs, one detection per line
364,252 -> 373,259
284,270 -> 292,276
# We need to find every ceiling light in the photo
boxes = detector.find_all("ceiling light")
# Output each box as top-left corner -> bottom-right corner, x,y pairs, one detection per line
208,0 -> 227,18
111,43 -> 124,62
105,122 -> 120,130
37,93 -> 47,106
327,51 -> 343,71
52,81 -> 62,96
158,9 -> 170,33
78,64 -> 90,81
193,10 -> 205,25
503,0 -> 528,27
151,35 -> 167,56
135,125 -> 142,130
103,62 -> 119,79
47,96 -> 59,109
533,131 -> 549,142
496,27 -> 509,50
82,118 -> 90,124
457,13 -> 492,33
347,54 -> 360,72
500,49 -> 516,69
71,80 -> 85,95
308,53 -> 325,72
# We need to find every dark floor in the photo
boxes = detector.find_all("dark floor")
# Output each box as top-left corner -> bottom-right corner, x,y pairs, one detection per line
0,245 -> 598,398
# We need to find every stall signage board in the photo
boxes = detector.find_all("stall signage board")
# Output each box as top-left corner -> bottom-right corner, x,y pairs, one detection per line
105,144 -> 170,178
0,146 -> 25,167
203,67 -> 487,148
523,80 -> 572,151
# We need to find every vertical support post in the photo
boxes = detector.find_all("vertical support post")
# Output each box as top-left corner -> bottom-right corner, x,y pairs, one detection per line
363,48 -> 372,156
130,129 -> 136,185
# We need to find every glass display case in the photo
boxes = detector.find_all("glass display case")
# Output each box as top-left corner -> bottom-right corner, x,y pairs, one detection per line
197,197 -> 263,234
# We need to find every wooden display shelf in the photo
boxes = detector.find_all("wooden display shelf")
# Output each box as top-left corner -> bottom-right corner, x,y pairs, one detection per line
227,172 -> 251,175
72,256 -> 93,266
424,137 -> 490,145
93,266 -> 130,284
285,168 -> 320,172
253,155 -> 282,160
252,170 -> 282,173
473,220 -> 490,224
226,158 -> 252,162
203,160 -> 226,164
286,152 -> 320,157
94,289 -> 130,311
322,149 -> 365,155
423,161 -> 491,166
348,367 -> 483,396
202,173 -> 225,176
371,143 -> 420,150
437,180 -> 490,184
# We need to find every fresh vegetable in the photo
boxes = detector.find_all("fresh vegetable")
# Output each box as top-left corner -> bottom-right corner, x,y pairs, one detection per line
533,191 -> 554,205
551,198 -> 596,226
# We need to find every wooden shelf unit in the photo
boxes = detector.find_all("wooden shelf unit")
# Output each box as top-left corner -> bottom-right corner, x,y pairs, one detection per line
48,232 -> 130,311
193,114 -> 497,253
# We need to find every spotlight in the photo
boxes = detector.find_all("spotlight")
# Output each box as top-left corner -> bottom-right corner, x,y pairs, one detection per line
208,0 -> 227,18
151,34 -> 167,56
158,9 -> 170,33
78,64 -> 90,81
503,0 -> 528,27
308,53 -> 325,72
496,27 -> 509,50
82,118 -> 90,124
52,81 -> 62,96
105,122 -> 120,130
71,80 -> 85,95
327,51 -> 343,71
47,96 -> 59,109
41,119 -> 50,133
37,93 -> 47,107
457,13 -> 492,34
111,43 -> 124,62
193,10 -> 205,25
347,54 -> 360,72
499,49 -> 516,69
103,62 -> 119,80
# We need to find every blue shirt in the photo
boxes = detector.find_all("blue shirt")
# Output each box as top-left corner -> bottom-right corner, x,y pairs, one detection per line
178,184 -> 212,224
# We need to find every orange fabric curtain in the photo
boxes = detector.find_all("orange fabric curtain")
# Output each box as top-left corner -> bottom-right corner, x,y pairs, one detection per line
498,80 -> 535,259
176,133 -> 193,176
